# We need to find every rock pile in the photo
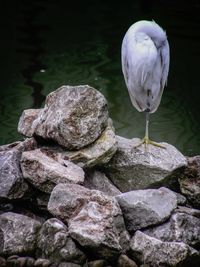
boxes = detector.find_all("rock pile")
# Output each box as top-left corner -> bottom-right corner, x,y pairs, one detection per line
0,85 -> 200,267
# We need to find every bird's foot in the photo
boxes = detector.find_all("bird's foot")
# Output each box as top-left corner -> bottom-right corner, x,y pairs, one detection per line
134,136 -> 166,149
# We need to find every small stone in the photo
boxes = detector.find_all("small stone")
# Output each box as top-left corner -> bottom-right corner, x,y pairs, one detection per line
84,170 -> 121,196
130,231 -> 199,267
34,258 -> 51,267
174,192 -> 187,205
0,212 -> 41,255
104,136 -> 187,192
18,109 -> 41,137
116,187 -> 177,231
20,148 -> 85,193
58,263 -> 81,267
0,256 -> 6,267
117,254 -> 138,267
175,206 -> 200,218
26,257 -> 36,267
87,260 -> 107,267
179,155 -> 200,208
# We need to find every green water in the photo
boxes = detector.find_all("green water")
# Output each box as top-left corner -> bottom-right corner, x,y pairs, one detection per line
0,0 -> 200,156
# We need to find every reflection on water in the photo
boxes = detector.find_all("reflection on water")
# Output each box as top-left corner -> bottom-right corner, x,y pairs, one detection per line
0,0 -> 200,156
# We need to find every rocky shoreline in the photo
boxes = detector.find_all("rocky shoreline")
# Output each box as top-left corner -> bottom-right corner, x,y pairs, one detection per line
0,85 -> 200,267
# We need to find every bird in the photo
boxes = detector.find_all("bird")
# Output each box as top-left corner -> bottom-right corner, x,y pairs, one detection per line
121,20 -> 170,148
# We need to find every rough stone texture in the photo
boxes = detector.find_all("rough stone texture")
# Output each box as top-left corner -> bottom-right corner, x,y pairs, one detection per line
130,231 -> 199,267
116,187 -> 177,231
87,260 -> 107,267
175,192 -> 187,206
0,138 -> 37,199
58,263 -> 81,267
117,254 -> 138,267
18,85 -> 109,150
20,148 -> 85,193
179,156 -> 200,209
143,211 -> 200,248
104,136 -> 187,192
18,108 -> 42,137
37,218 -> 85,264
62,120 -> 117,167
48,183 -> 130,258
84,170 -> 121,196
0,212 -> 41,255
175,206 -> 200,218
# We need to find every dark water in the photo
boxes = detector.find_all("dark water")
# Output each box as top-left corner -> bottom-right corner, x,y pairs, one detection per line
0,0 -> 200,156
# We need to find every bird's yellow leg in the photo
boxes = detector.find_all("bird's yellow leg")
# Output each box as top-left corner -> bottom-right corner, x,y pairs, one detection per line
134,112 -> 165,149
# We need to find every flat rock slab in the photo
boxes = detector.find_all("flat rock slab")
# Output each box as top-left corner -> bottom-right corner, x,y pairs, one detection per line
143,211 -> 200,248
48,183 -> 130,258
20,148 -> 85,193
0,138 -> 37,199
104,136 -> 187,192
0,212 -> 41,255
130,231 -> 199,267
37,218 -> 85,264
18,85 -> 108,150
116,187 -> 177,231
179,156 -> 200,209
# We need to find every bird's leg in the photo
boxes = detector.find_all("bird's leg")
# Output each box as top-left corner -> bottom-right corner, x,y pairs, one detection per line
134,112 -> 165,149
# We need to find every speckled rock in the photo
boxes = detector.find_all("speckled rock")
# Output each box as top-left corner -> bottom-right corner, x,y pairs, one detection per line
37,218 -> 85,264
104,136 -> 187,192
48,183 -> 130,258
130,231 -> 199,267
20,148 -> 85,193
62,119 -> 117,167
116,187 -> 177,231
84,170 -> 121,196
0,138 -> 37,199
143,211 -> 200,248
179,156 -> 200,208
18,85 -> 108,150
0,212 -> 41,255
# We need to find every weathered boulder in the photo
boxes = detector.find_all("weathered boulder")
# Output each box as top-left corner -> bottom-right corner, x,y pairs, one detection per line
143,211 -> 200,248
0,212 -> 41,255
37,218 -> 86,264
0,138 -> 37,199
48,183 -> 130,258
20,148 -> 85,193
62,119 -> 117,167
179,156 -> 200,208
116,187 -> 177,231
104,136 -> 187,192
18,85 -> 109,150
84,170 -> 121,196
130,231 -> 199,267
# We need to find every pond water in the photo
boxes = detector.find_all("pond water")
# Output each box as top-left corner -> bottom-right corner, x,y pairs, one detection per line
0,0 -> 200,156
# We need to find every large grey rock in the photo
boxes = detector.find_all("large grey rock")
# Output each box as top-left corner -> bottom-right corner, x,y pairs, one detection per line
48,183 -> 130,258
20,148 -> 85,193
84,170 -> 121,196
18,85 -> 108,150
116,187 -> 177,231
104,136 -> 187,192
63,120 -> 117,167
0,212 -> 41,255
130,231 -> 199,267
143,211 -> 200,248
179,156 -> 200,208
0,138 -> 37,199
37,218 -> 85,264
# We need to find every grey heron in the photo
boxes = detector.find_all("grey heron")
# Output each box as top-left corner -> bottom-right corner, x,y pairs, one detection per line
121,20 -> 170,148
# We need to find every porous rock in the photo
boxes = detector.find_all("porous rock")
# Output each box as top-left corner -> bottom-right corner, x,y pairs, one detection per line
143,211 -> 200,248
179,156 -> 200,208
84,170 -> 121,196
37,218 -> 85,264
63,119 -> 117,167
116,187 -> 177,231
104,136 -> 187,192
130,231 -> 199,267
20,148 -> 85,193
48,183 -> 130,258
0,138 -> 37,199
18,85 -> 108,150
0,212 -> 41,255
